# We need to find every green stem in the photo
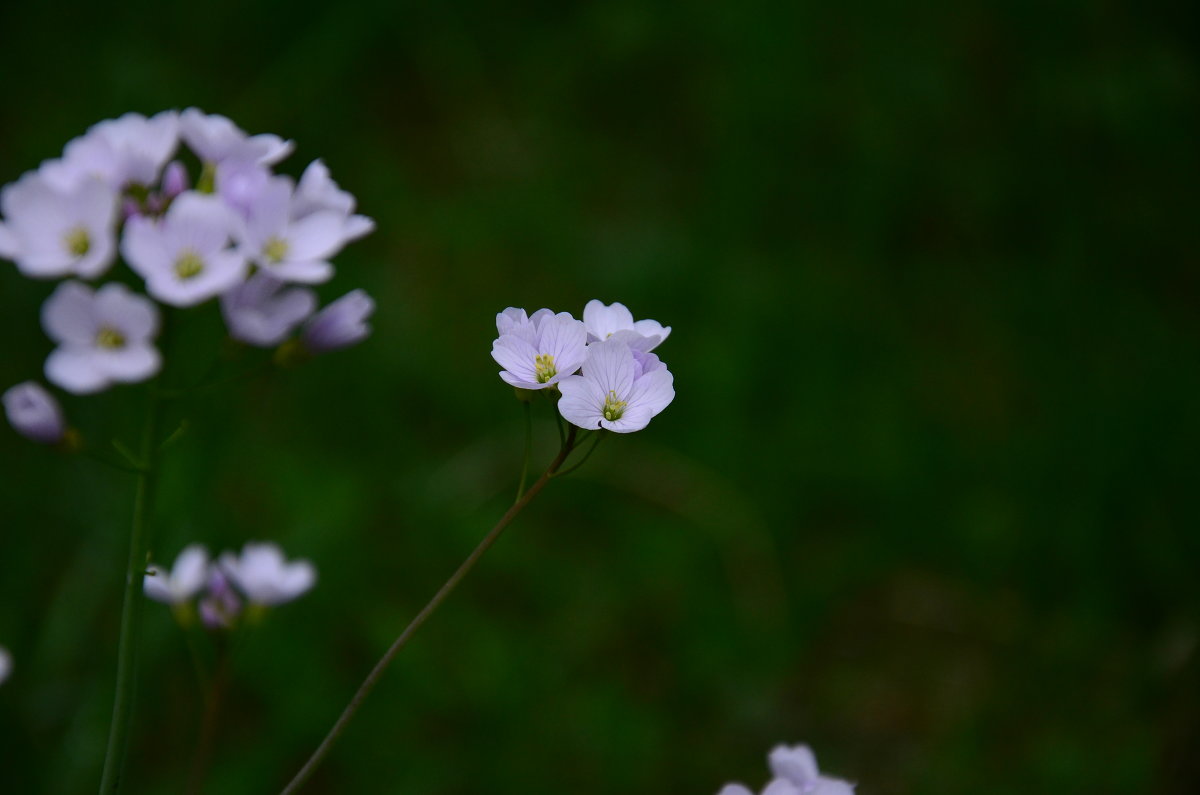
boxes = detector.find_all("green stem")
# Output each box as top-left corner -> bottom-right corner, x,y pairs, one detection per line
550,429 -> 605,479
515,401 -> 533,502
98,392 -> 165,794
279,427 -> 579,795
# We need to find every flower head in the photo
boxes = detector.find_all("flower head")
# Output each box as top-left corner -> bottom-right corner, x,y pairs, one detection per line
220,542 -> 316,606
557,338 -> 674,432
491,308 -> 587,390
180,108 -> 293,167
41,281 -> 161,394
293,159 -> 375,241
237,176 -> 351,284
300,289 -> 375,353
719,744 -> 855,795
582,299 -> 671,352
221,272 -> 317,347
3,381 -> 66,444
122,192 -> 247,306
0,171 -> 118,279
144,545 -> 210,605
41,111 -> 180,192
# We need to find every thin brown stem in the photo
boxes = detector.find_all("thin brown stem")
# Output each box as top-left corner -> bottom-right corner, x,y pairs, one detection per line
279,427 -> 578,794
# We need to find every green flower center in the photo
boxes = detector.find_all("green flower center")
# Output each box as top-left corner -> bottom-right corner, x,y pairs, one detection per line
534,353 -> 557,384
602,390 -> 628,421
96,326 -> 126,349
64,226 -> 91,257
174,249 -> 205,280
264,236 -> 290,264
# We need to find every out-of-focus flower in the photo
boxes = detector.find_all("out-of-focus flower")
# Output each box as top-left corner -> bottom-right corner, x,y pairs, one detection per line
582,299 -> 671,352
557,338 -> 674,432
3,381 -> 66,444
220,542 -> 316,606
0,172 -> 118,279
718,744 -> 855,795
41,111 -> 180,192
198,568 -> 242,629
0,646 -> 11,685
300,289 -> 374,353
144,545 -> 210,605
293,159 -> 375,241
180,108 -> 293,167
122,192 -> 246,306
41,281 -> 161,394
221,272 -> 317,347
491,308 -> 587,390
238,177 -> 350,284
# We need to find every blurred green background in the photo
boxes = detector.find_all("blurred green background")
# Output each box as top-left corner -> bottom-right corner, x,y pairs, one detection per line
1,1 -> 1198,793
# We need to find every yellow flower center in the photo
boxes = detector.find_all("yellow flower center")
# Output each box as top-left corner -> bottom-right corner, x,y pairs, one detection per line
534,353 -> 557,384
174,249 -> 205,280
264,236 -> 290,264
95,326 -> 126,349
64,226 -> 91,257
602,390 -> 628,421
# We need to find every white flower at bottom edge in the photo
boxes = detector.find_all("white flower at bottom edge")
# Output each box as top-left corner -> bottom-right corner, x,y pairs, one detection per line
557,338 -> 674,432
144,544 -> 210,605
41,281 -> 161,395
0,646 -> 11,685
220,542 -> 316,606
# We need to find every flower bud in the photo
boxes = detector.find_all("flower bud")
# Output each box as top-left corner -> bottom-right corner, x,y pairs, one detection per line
3,381 -> 66,444
301,290 -> 375,354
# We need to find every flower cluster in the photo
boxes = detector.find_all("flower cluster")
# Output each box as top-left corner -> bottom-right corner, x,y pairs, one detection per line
491,299 -> 675,433
145,541 -> 316,629
0,109 -> 376,432
719,744 -> 855,795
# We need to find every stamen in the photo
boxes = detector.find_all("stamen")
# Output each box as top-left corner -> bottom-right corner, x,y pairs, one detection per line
63,226 -> 91,257
534,353 -> 557,384
264,236 -> 290,264
602,390 -> 628,421
95,326 -> 126,349
174,249 -> 205,280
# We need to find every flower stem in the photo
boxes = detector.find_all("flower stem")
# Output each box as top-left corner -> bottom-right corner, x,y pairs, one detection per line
279,426 -> 579,795
550,429 -> 605,479
98,391 -> 165,794
515,401 -> 533,502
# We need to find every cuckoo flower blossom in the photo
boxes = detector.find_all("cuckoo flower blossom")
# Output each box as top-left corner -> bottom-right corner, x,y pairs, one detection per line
122,192 -> 247,306
718,744 -> 855,795
557,338 -> 674,432
221,272 -> 317,347
0,172 -> 117,279
41,111 -> 180,192
144,545 -> 210,605
293,159 -> 375,241
3,381 -> 66,444
180,108 -> 293,167
582,299 -> 671,352
301,290 -> 375,353
238,177 -> 350,284
491,308 -> 587,390
42,281 -> 161,394
199,568 -> 242,629
220,542 -> 316,606
0,647 -> 10,685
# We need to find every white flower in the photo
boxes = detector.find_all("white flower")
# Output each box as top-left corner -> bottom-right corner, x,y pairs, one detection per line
221,272 -> 317,347
557,338 -> 674,432
491,308 -> 587,390
293,159 -> 375,241
582,299 -> 671,352
220,542 -> 316,606
180,108 -> 293,166
41,111 -> 180,192
0,646 -> 11,685
41,281 -> 161,394
144,545 -> 210,605
215,159 -> 273,219
122,192 -> 247,306
2,381 -> 66,444
301,289 -> 375,353
237,176 -> 351,284
719,744 -> 855,795
0,171 -> 118,279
